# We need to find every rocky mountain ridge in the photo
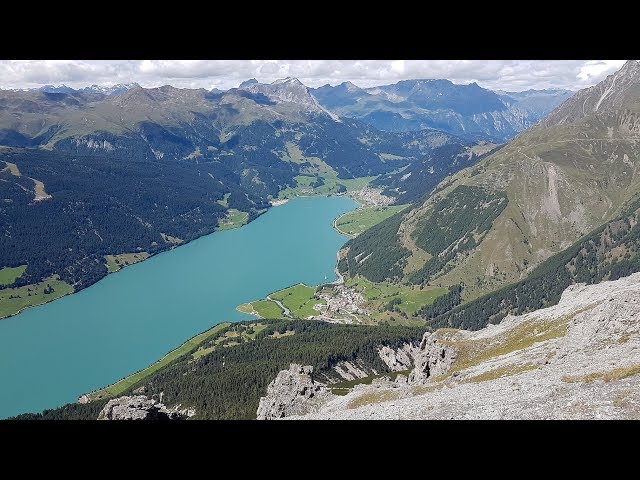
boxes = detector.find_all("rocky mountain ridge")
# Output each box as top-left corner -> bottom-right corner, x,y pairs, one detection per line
242,77 -> 339,120
98,395 -> 194,420
340,60 -> 640,302
312,79 -> 572,141
256,365 -> 333,419
265,272 -> 640,420
541,60 -> 640,126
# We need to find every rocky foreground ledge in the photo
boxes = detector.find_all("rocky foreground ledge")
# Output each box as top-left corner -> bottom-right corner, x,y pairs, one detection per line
98,395 -> 194,420
259,273 -> 640,420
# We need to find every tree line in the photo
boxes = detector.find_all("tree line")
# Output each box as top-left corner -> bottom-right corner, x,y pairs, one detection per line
15,319 -> 424,420
424,196 -> 640,330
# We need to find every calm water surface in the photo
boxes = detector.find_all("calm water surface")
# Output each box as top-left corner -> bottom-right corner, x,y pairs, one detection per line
0,196 -> 356,418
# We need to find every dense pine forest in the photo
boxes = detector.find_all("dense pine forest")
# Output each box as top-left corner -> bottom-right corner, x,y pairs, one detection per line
372,143 -> 501,204
424,195 -> 640,330
0,147 -> 266,290
15,319 -> 423,420
409,186 -> 508,284
338,211 -> 410,282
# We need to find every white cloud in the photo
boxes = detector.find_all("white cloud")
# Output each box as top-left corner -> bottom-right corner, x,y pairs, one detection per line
390,60 -> 406,74
0,60 -> 631,92
577,60 -> 626,82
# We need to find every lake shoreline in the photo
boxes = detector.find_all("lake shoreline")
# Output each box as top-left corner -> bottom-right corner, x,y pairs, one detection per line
81,322 -> 232,403
1,192 -> 359,322
0,290 -> 74,321
0,195 -> 357,419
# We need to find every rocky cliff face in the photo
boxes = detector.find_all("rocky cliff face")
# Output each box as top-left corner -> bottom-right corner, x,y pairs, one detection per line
280,273 -> 640,419
98,395 -> 192,420
378,343 -> 418,372
541,60 -> 640,126
244,77 -> 339,120
408,334 -> 456,383
256,364 -> 334,420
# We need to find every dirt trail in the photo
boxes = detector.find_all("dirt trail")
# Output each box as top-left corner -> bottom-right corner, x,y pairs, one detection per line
267,296 -> 291,316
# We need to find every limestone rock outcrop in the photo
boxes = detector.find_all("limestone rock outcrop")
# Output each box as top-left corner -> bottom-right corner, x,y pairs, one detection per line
289,273 -> 640,419
378,343 -> 417,372
256,364 -> 333,420
98,395 -> 189,420
408,334 -> 457,383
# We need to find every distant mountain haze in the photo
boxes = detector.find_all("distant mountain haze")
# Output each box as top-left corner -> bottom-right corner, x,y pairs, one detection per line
311,79 -> 572,141
7,77 -> 570,143
341,61 -> 640,304
0,76 -> 487,296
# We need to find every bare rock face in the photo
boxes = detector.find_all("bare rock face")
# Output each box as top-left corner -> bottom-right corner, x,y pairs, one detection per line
332,360 -> 370,380
256,364 -> 334,420
98,395 -> 188,420
378,343 -> 417,371
291,273 -> 640,419
408,333 -> 457,383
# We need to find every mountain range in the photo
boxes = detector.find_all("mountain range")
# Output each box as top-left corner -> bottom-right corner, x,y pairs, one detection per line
311,80 -> 572,141
0,70 -> 623,317
0,75 -> 504,308
11,78 -> 571,143
37,83 -> 141,96
341,60 -> 640,310
9,61 -> 640,420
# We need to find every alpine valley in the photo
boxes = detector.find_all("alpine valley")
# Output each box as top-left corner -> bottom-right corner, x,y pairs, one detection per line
4,61 -> 640,420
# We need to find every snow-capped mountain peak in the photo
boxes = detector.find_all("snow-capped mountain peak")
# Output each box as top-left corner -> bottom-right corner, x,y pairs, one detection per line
32,83 -> 140,96
79,83 -> 140,96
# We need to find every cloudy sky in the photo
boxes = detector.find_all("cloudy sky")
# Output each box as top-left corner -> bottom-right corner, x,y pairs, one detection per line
0,60 -> 628,92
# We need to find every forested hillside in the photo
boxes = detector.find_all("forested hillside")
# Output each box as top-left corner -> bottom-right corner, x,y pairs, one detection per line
339,61 -> 640,303
0,147 -> 261,290
15,319 -> 423,420
339,185 -> 508,284
0,79 -> 489,316
372,142 -> 501,204
422,193 -> 640,330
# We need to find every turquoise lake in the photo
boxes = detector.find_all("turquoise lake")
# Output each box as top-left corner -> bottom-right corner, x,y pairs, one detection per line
0,196 -> 356,419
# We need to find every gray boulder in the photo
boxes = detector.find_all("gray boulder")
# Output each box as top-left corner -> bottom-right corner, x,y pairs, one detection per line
98,395 -> 188,420
378,343 -> 417,371
257,364 -> 334,420
408,333 -> 457,383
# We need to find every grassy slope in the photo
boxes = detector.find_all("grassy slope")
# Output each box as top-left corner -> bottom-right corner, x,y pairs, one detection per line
0,265 -> 27,286
274,142 -> 377,199
161,233 -> 183,245
239,285 -> 323,320
345,121 -> 640,304
216,192 -> 231,207
345,275 -> 447,316
277,163 -> 378,200
410,116 -> 640,302
105,252 -> 150,273
252,300 -> 285,319
336,205 -> 408,236
270,284 -> 324,318
0,275 -> 74,319
216,209 -> 249,231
